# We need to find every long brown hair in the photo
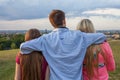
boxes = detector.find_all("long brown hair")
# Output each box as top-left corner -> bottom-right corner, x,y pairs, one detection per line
77,19 -> 107,79
20,29 -> 43,80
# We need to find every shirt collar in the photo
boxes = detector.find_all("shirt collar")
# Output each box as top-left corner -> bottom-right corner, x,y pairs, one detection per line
53,27 -> 68,32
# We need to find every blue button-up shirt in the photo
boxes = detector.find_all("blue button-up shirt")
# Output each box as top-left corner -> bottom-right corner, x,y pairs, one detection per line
20,28 -> 106,80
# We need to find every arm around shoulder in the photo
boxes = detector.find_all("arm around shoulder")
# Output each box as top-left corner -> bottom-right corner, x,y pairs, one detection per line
83,32 -> 106,47
20,36 -> 45,54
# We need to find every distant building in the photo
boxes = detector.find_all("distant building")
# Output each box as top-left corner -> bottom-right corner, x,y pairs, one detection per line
112,33 -> 120,40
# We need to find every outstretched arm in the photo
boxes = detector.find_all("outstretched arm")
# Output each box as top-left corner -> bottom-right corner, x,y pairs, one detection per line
83,32 -> 106,47
20,36 -> 45,54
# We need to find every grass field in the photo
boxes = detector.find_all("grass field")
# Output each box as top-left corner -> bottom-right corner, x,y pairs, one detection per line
0,49 -> 19,80
0,40 -> 120,80
108,40 -> 120,80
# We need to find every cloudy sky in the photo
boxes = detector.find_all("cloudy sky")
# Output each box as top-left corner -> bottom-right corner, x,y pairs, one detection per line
0,0 -> 120,30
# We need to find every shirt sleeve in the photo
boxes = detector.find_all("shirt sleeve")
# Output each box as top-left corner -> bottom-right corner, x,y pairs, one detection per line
83,32 -> 106,47
16,55 -> 20,64
20,36 -> 45,54
101,42 -> 115,71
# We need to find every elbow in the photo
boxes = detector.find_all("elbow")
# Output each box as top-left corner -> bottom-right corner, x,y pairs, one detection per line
20,42 -> 33,54
107,65 -> 116,71
108,68 -> 115,72
20,43 -> 24,50
103,34 -> 107,42
20,43 -> 24,54
111,65 -> 116,71
101,33 -> 106,42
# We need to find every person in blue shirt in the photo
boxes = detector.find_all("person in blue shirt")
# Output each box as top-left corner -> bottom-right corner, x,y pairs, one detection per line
20,10 -> 106,80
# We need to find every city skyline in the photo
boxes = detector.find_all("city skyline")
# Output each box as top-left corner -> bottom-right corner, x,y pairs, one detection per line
0,0 -> 120,30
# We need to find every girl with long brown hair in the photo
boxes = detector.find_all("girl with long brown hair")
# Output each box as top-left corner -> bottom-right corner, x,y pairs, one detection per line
77,19 -> 115,80
14,29 -> 49,80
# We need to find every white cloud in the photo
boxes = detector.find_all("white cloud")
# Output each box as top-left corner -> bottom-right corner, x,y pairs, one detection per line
82,8 -> 120,17
0,16 -> 120,30
89,16 -> 120,30
66,16 -> 120,30
0,18 -> 53,30
0,0 -> 9,3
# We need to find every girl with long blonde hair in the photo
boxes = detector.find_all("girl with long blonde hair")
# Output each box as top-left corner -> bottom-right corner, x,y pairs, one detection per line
77,19 -> 115,80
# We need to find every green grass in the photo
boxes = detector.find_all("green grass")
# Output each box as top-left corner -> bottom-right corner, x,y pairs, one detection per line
108,40 -> 120,80
0,49 -> 19,80
0,40 -> 120,80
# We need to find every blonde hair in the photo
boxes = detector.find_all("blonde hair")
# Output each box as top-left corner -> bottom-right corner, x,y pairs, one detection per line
77,19 -> 95,33
77,19 -> 107,80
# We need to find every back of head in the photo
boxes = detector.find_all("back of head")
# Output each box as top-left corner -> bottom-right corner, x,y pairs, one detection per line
77,19 -> 95,33
49,10 -> 65,28
20,28 -> 43,80
25,28 -> 41,41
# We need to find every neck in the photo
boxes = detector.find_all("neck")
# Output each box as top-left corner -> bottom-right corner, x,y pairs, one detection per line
54,26 -> 67,29
54,25 -> 66,29
58,25 -> 65,28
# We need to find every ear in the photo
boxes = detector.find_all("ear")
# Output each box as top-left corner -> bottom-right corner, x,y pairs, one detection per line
62,19 -> 66,27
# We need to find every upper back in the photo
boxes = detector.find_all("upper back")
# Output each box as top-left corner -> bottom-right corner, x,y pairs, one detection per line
42,28 -> 88,80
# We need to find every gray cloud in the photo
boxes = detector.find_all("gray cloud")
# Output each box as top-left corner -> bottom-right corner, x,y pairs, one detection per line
0,0 -> 120,20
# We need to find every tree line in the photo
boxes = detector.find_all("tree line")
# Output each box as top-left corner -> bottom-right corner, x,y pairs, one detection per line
0,34 -> 24,50
0,30 -> 51,50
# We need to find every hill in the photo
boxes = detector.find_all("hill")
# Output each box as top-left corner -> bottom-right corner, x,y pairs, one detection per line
0,40 -> 120,80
